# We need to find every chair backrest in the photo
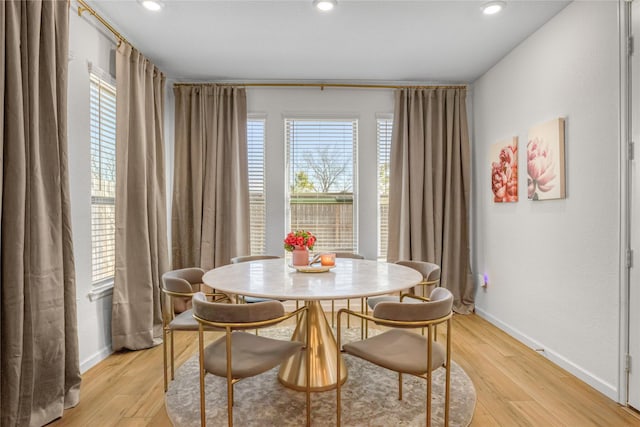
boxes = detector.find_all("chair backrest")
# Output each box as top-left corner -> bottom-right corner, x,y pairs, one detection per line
231,255 -> 282,264
192,292 -> 285,328
395,260 -> 440,283
334,252 -> 365,259
162,267 -> 205,294
373,287 -> 453,326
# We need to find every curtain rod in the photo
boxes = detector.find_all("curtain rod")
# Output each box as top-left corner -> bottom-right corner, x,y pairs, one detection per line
173,82 -> 467,90
77,0 -> 129,47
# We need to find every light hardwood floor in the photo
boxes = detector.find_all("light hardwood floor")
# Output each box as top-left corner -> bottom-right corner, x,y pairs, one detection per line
51,313 -> 640,426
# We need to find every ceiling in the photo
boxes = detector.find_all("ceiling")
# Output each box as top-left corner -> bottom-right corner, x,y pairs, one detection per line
85,0 -> 571,84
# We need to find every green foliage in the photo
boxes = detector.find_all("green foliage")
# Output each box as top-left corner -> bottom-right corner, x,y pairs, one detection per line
291,171 -> 316,193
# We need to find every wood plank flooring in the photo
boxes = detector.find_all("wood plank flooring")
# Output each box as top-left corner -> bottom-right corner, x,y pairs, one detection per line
50,313 -> 640,426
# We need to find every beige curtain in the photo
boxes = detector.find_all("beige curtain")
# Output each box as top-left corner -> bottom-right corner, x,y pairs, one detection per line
172,85 -> 249,270
1,1 -> 82,425
387,88 -> 474,314
111,43 -> 169,351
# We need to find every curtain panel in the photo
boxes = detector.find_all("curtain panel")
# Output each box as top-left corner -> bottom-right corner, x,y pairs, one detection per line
0,1 -> 82,425
387,88 -> 474,314
111,43 -> 169,351
172,85 -> 250,270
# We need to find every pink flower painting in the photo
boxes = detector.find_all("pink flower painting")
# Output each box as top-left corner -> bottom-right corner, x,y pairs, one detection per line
490,138 -> 518,203
527,118 -> 566,201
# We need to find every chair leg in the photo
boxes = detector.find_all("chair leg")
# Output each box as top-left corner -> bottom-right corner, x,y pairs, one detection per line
365,302 -> 369,338
170,329 -> 175,380
226,329 -> 234,427
426,326 -> 433,427
198,328 -> 206,427
336,311 -> 342,427
347,299 -> 351,328
163,326 -> 168,392
398,373 -> 403,400
306,307 -> 311,427
427,370 -> 432,427
331,300 -> 335,328
360,297 -> 365,339
445,319 -> 452,427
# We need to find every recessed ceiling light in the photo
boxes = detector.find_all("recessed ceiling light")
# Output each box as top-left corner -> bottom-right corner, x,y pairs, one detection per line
313,0 -> 337,12
140,0 -> 163,12
481,1 -> 505,15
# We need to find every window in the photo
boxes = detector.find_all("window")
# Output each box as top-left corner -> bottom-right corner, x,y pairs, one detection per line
90,73 -> 116,285
377,117 -> 392,260
285,118 -> 358,252
248,118 -> 266,255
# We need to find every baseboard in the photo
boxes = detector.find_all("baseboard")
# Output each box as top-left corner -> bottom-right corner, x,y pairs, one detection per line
475,307 -> 619,402
80,345 -> 113,374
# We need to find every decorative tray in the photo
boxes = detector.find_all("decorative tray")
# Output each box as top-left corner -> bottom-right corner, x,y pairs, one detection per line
289,264 -> 336,273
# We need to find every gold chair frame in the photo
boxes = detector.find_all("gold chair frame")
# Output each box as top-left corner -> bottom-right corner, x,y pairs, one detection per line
327,252 -> 365,332
194,304 -> 312,427
161,287 -> 228,392
364,275 -> 441,338
336,295 -> 452,427
231,255 -> 281,305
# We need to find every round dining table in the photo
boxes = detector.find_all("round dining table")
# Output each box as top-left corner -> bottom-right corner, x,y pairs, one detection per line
202,257 -> 422,391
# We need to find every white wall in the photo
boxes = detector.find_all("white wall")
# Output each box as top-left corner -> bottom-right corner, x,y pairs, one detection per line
68,10 -> 117,372
247,87 -> 394,259
472,1 -> 621,399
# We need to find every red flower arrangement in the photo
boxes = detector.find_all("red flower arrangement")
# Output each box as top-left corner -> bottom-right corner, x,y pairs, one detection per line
283,230 -> 316,252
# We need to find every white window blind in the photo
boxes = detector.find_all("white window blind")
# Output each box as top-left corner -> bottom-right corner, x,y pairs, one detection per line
377,118 -> 392,260
90,74 -> 116,285
285,118 -> 358,253
247,118 -> 266,255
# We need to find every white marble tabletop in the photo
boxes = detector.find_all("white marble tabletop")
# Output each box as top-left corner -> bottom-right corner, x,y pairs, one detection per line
202,258 -> 422,301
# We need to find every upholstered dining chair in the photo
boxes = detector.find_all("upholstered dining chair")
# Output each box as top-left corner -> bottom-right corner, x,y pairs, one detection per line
367,261 -> 440,309
330,252 -> 365,329
161,268 -> 228,392
366,261 -> 441,337
231,255 -> 282,303
192,292 -> 311,427
336,287 -> 454,427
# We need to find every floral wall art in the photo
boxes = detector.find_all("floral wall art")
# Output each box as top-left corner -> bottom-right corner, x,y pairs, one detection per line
527,118 -> 566,201
490,137 -> 518,202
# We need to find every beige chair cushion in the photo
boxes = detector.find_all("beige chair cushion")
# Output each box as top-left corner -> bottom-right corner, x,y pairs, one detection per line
368,261 -> 441,309
342,329 -> 445,375
193,293 -> 285,326
172,297 -> 192,313
168,309 -> 220,331
374,289 -> 452,323
231,255 -> 282,303
169,309 -> 199,330
334,252 -> 365,259
368,287 -> 453,318
203,332 -> 303,378
231,255 -> 281,264
367,295 -> 422,309
396,260 -> 440,283
162,267 -> 206,314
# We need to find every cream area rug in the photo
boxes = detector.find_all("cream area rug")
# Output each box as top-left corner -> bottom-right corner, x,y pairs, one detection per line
165,327 -> 476,427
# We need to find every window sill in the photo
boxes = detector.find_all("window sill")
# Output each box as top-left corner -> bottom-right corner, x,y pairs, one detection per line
88,280 -> 114,302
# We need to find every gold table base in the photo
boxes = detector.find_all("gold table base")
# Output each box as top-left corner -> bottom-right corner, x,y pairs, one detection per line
278,300 -> 347,391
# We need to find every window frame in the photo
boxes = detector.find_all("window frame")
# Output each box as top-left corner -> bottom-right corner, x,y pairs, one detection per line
247,114 -> 267,256
284,116 -> 359,253
376,115 -> 393,260
89,70 -> 117,291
